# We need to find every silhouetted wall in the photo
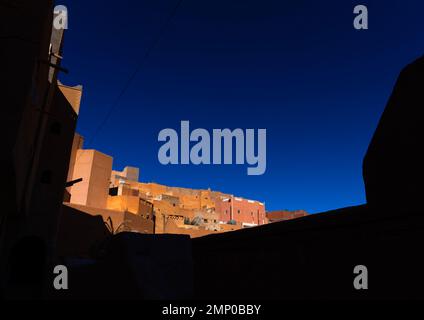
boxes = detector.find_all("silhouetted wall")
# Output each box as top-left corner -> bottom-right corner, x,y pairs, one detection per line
363,56 -> 424,213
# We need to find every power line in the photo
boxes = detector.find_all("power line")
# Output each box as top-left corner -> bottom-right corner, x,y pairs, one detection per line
85,0 -> 184,148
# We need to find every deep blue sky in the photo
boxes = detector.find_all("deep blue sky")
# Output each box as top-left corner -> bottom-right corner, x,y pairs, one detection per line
59,0 -> 423,213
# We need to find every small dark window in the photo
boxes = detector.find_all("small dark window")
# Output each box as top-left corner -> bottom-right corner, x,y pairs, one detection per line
238,210 -> 240,214
109,187 -> 118,196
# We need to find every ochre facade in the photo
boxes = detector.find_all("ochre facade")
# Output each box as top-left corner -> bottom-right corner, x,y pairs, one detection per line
64,135 -> 269,238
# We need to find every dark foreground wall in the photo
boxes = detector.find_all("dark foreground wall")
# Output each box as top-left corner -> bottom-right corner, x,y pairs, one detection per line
192,205 -> 424,299
363,56 -> 424,212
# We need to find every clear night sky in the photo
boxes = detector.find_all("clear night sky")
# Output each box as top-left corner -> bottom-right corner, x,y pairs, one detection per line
59,0 -> 423,213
